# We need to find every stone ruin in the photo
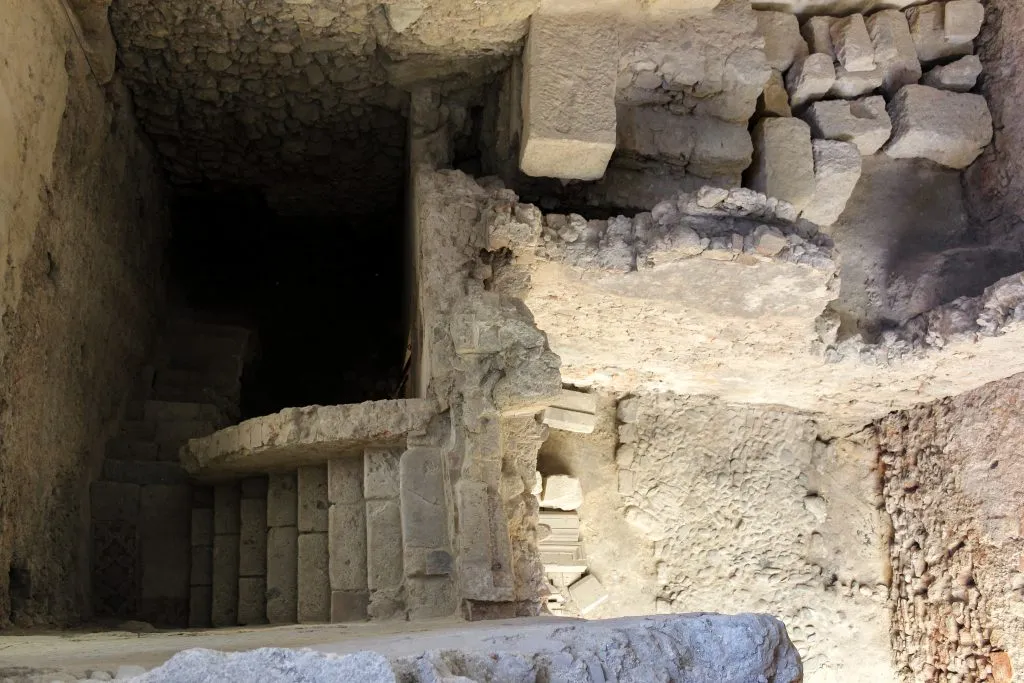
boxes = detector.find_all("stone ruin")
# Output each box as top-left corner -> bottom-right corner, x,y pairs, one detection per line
1,0 -> 1024,680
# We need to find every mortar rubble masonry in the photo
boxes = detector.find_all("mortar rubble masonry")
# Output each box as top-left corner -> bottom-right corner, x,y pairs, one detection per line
830,14 -> 876,72
748,117 -> 815,212
756,11 -> 809,72
802,96 -> 892,155
866,9 -> 922,97
921,54 -> 982,92
786,54 -> 836,109
907,2 -> 973,64
884,84 -> 993,169
801,16 -> 835,57
801,140 -> 863,226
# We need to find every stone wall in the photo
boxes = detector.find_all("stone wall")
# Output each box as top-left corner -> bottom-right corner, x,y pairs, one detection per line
878,376 -> 1024,682
0,0 -> 169,625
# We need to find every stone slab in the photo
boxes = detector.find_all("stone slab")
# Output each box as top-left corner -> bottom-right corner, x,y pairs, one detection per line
297,466 -> 329,533
569,574 -> 610,615
239,498 -> 267,578
366,499 -> 403,591
266,526 -> 298,624
139,484 -> 191,539
542,406 -> 597,434
829,66 -> 883,99
267,472 -> 297,527
866,9 -> 921,97
188,585 -> 212,628
749,117 -> 815,211
549,389 -> 597,414
91,481 -> 140,522
329,503 -> 368,591
399,447 -> 448,551
214,483 -> 241,535
830,14 -> 875,72
884,85 -> 992,169
801,139 -> 863,227
944,0 -> 984,43
540,475 -> 584,511
211,534 -> 240,627
907,2 -> 973,64
785,54 -> 835,110
801,16 -> 834,56
756,11 -> 808,72
237,577 -> 267,625
141,536 -> 190,600
298,532 -> 331,623
191,544 -> 213,586
802,96 -> 892,155
363,448 -> 401,500
330,590 -> 369,623
240,476 -> 268,499
405,576 -> 458,620
191,508 -> 213,546
327,457 -> 363,505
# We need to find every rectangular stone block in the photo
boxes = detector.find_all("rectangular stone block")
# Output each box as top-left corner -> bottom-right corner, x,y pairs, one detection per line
907,2 -> 973,64
569,574 -> 610,615
298,532 -> 330,623
801,139 -> 863,227
327,457 -> 363,505
454,479 -> 515,603
549,389 -> 597,414
188,585 -> 212,628
140,484 -> 191,539
267,472 -> 297,527
400,448 -> 448,551
801,16 -> 834,56
141,536 -> 190,600
191,508 -> 213,546
866,9 -> 922,97
366,499 -> 403,590
297,466 -> 328,533
519,13 -> 617,180
214,483 -> 240,534
363,448 -> 401,500
91,481 -> 140,522
802,96 -> 892,155
237,577 -> 267,625
266,526 -> 298,624
542,407 -> 597,434
240,476 -> 268,499
329,503 -> 367,591
756,10 -> 808,72
884,85 -> 992,169
211,534 -> 240,626
749,117 -> 815,212
786,54 -> 835,110
830,14 -> 875,72
330,590 -> 369,623
239,498 -> 267,577
191,544 -> 213,586
405,576 -> 458,620
944,0 -> 984,43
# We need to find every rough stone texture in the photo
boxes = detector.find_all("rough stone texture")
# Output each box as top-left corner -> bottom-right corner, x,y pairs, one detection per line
884,85 -> 993,169
330,590 -> 369,623
266,526 -> 298,624
907,2 -> 974,64
801,16 -> 834,56
758,69 -> 792,118
921,54 -> 983,92
298,466 -> 329,534
267,473 -> 298,528
298,532 -> 330,623
211,534 -> 240,627
539,476 -> 584,511
237,577 -> 267,626
756,11 -> 808,72
830,66 -> 884,99
802,96 -> 893,155
238,499 -> 267,578
182,400 -> 434,478
519,12 -> 618,180
801,140 -> 863,227
866,9 -> 922,97
400,448 -> 448,553
327,457 -> 364,506
944,0 -> 985,43
366,500 -> 403,591
786,53 -> 836,109
753,0 -> 917,12
830,14 -> 876,72
0,0 -> 169,627
363,449 -> 401,501
328,503 -> 368,592
878,375 -> 1024,682
749,117 -> 816,212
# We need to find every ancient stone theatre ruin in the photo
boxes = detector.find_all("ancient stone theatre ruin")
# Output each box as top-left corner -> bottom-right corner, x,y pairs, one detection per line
1,0 -> 1023,680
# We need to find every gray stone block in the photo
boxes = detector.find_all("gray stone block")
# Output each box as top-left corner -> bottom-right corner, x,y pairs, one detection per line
214,483 -> 241,535
884,85 -> 992,168
212,534 -> 240,626
366,500 -> 402,590
298,466 -> 329,533
405,576 -> 458,620
237,577 -> 267,625
298,532 -> 330,623
749,117 -> 815,212
240,476 -> 269,499
140,484 -> 191,539
191,544 -> 213,586
191,508 -> 213,546
91,481 -> 140,522
267,472 -> 297,527
368,588 -> 406,620
266,526 -> 298,624
400,447 -> 448,550
363,448 -> 401,500
141,536 -> 190,600
329,503 -> 367,591
328,457 -> 364,504
330,590 -> 369,623
239,498 -> 267,578
188,585 -> 212,628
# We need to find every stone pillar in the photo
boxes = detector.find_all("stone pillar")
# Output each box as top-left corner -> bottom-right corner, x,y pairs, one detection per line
364,448 -> 403,619
328,457 -> 368,622
237,477 -> 267,625
266,472 -> 298,623
211,482 -> 240,627
188,486 -> 214,627
297,466 -> 330,623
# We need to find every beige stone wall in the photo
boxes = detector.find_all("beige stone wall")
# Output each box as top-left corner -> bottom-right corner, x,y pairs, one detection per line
0,0 -> 169,625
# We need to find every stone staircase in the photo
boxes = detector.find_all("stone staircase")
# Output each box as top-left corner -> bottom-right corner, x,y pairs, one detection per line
90,315 -> 253,627
189,446 -> 457,626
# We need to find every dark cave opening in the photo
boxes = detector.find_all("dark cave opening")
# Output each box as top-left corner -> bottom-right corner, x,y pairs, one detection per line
167,188 -> 408,419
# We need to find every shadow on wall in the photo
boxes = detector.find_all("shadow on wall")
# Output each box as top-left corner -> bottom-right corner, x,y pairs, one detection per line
168,189 -> 407,418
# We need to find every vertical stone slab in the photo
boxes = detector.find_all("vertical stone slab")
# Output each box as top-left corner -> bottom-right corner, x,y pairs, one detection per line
139,483 -> 191,626
363,448 -> 400,501
91,481 -> 140,619
188,487 -> 213,627
238,498 -> 267,578
211,482 -> 240,627
366,500 -> 403,591
237,577 -> 267,625
328,503 -> 367,592
267,472 -> 297,527
297,466 -> 328,533
328,457 -> 363,504
297,532 -> 330,623
400,447 -> 449,561
266,526 -> 298,623
749,117 -> 815,212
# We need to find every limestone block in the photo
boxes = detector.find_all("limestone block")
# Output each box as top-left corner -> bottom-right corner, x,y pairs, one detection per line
866,10 -> 922,97
829,66 -> 884,99
758,70 -> 791,118
801,16 -> 834,57
542,406 -> 597,434
298,532 -> 330,623
519,14 -> 617,180
330,590 -> 369,622
141,536 -> 190,601
801,140 -> 863,226
830,15 -> 875,72
214,483 -> 241,535
540,475 -> 584,511
756,11 -> 809,72
802,96 -> 892,155
907,3 -> 972,64
944,0 -> 984,43
368,589 -> 406,620
366,500 -> 403,590
191,508 -> 213,546
298,465 -> 329,533
211,534 -> 240,626
569,574 -> 610,615
140,485 -> 191,540
748,118 -> 815,212
400,447 -> 448,551
550,389 -> 597,414
266,526 -> 298,623
884,85 -> 992,169
239,498 -> 267,578
921,55 -> 982,92
240,476 -> 268,500
91,481 -> 140,522
405,576 -> 458,620
328,503 -> 368,591
364,448 -> 401,500
688,119 -> 754,179
237,577 -> 267,625
267,473 -> 297,527
786,54 -> 836,109
188,586 -> 212,628
642,0 -> 722,14
191,545 -> 213,586
616,109 -> 752,179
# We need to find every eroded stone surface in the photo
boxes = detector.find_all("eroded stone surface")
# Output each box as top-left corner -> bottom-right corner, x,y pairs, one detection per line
756,10 -> 808,72
866,9 -> 921,97
786,53 -> 836,109
921,54 -> 982,92
884,85 -> 993,168
802,96 -> 892,155
749,117 -> 815,211
801,139 -> 863,226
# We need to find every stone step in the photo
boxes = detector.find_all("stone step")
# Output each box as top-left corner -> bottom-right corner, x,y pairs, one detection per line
106,437 -> 160,462
120,419 -> 157,441
102,459 -> 189,486
144,400 -> 226,425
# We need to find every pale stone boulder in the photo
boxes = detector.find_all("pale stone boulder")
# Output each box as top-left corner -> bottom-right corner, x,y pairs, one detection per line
884,84 -> 993,169
801,140 -> 863,226
866,10 -> 922,97
758,69 -> 792,117
830,15 -> 876,72
830,66 -> 884,98
540,475 -> 584,511
756,11 -> 809,72
944,0 -> 984,43
519,13 -> 617,180
786,53 -> 836,109
907,3 -> 973,64
801,16 -> 835,57
748,117 -> 816,211
921,54 -> 982,92
802,96 -> 892,155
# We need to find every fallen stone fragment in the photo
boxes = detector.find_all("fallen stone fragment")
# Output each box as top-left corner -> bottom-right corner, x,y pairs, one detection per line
830,66 -> 884,98
801,140 -> 863,226
756,11 -> 809,72
758,69 -> 792,117
884,84 -> 993,169
786,53 -> 836,109
568,574 -> 609,615
540,475 -> 584,511
943,0 -> 984,43
801,16 -> 835,57
866,9 -> 922,96
748,117 -> 815,211
750,225 -> 789,256
802,96 -> 892,155
907,2 -> 973,64
830,14 -> 876,72
921,54 -> 982,92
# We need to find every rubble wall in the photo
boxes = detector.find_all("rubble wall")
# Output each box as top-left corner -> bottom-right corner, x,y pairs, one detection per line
0,0 -> 169,625
878,376 -> 1024,682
